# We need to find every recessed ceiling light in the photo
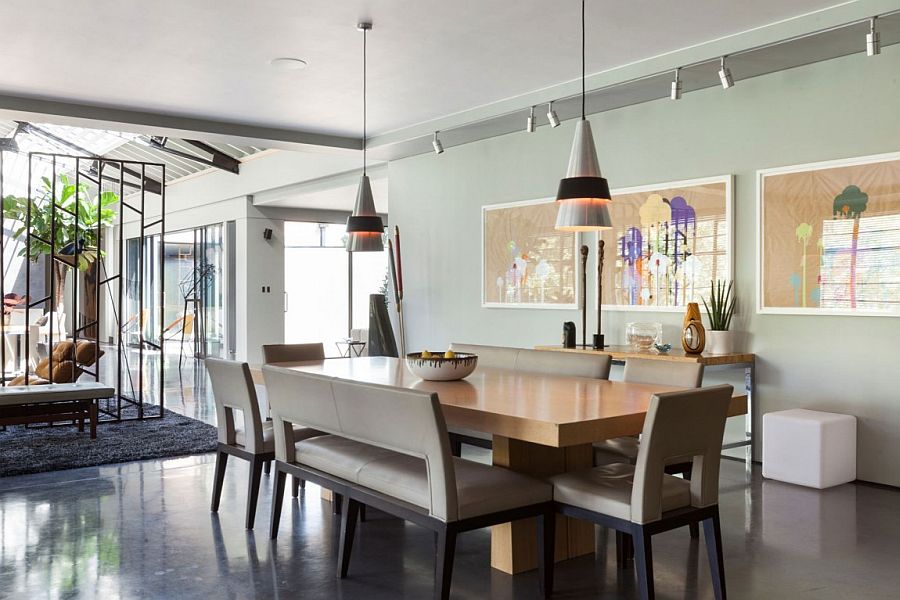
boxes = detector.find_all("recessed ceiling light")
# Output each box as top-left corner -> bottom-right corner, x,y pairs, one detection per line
270,57 -> 308,71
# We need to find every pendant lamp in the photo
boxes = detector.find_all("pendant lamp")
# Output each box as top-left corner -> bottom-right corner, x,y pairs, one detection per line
346,22 -> 384,252
555,0 -> 612,232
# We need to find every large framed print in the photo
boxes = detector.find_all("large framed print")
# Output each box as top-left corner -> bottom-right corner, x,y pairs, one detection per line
598,175 -> 733,311
482,198 -> 579,309
758,152 -> 900,316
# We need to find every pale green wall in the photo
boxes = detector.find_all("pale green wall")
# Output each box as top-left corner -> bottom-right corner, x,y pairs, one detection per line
388,45 -> 900,486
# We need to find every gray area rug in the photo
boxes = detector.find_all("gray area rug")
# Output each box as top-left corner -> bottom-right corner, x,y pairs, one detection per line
0,409 -> 217,477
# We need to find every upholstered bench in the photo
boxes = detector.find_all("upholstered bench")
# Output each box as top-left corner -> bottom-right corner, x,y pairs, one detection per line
0,382 -> 115,439
263,365 -> 555,600
763,409 -> 857,489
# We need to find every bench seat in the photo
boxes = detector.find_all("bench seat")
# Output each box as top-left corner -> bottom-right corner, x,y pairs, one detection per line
295,435 -> 552,521
0,382 -> 114,406
0,381 -> 114,439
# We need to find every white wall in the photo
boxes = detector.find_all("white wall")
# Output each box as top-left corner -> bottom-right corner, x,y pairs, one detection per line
388,45 -> 900,486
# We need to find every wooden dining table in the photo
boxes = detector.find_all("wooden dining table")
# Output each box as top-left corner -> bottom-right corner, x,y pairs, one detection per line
250,356 -> 748,575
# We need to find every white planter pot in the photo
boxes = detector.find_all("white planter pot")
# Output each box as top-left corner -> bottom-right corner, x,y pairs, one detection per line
705,330 -> 735,355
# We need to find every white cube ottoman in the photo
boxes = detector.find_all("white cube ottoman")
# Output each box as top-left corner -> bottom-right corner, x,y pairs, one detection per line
763,409 -> 856,489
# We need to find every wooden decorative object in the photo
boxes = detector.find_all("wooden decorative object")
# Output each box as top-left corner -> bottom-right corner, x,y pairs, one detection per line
681,302 -> 706,354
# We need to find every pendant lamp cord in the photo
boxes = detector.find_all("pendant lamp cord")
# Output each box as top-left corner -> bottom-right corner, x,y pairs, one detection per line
581,0 -> 586,120
363,26 -> 367,175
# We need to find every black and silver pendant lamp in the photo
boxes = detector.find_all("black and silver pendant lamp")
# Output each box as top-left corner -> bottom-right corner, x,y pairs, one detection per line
555,0 -> 612,232
346,21 -> 384,253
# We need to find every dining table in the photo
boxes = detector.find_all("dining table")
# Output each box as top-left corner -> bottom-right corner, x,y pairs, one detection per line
250,356 -> 748,575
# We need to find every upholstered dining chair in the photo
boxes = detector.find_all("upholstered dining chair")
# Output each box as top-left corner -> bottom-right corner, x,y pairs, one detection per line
262,342 -> 326,364
207,358 -> 323,529
447,343 -> 612,456
549,384 -> 734,600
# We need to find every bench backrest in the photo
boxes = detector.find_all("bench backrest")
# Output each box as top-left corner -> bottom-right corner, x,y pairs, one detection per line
262,342 -> 325,364
623,357 -> 704,388
450,343 -> 611,379
263,364 -> 457,521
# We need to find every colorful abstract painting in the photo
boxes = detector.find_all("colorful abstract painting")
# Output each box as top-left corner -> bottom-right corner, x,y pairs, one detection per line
482,198 -> 578,308
759,152 -> 900,315
598,176 -> 732,311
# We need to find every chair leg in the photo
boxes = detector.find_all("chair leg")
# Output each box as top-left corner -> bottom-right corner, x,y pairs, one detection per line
359,504 -> 367,522
616,530 -> 634,569
703,511 -> 727,600
269,467 -> 287,540
632,525 -> 655,600
449,436 -> 462,458
689,521 -> 700,539
210,450 -> 229,512
245,456 -> 265,530
434,525 -> 457,600
338,498 -> 361,578
333,493 -> 343,515
264,460 -> 271,475
537,506 -> 555,598
292,476 -> 301,498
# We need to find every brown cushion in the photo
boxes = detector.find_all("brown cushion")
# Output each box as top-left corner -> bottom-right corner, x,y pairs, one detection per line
75,341 -> 102,366
9,375 -> 50,386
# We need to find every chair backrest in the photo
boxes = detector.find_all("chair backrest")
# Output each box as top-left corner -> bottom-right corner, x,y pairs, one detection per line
449,342 -> 518,369
450,343 -> 610,379
206,358 -> 265,453
262,342 -> 326,364
515,348 -> 611,379
631,384 -> 733,524
263,364 -> 458,521
623,358 -> 704,388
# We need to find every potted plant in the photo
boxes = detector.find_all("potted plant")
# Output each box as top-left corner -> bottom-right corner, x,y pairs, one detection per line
3,173 -> 118,316
702,280 -> 736,354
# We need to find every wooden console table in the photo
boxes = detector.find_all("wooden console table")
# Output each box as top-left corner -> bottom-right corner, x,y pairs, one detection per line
535,345 -> 757,460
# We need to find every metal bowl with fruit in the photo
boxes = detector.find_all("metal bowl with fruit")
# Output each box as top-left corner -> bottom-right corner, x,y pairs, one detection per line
405,350 -> 478,381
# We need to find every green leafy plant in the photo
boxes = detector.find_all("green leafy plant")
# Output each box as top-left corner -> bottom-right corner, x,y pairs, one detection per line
703,280 -> 736,331
3,173 -> 118,307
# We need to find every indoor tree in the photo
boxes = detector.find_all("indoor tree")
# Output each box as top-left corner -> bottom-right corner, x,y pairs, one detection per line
3,173 -> 117,311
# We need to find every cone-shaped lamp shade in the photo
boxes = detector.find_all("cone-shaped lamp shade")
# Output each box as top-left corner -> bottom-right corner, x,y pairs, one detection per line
555,120 -> 612,231
346,174 -> 384,252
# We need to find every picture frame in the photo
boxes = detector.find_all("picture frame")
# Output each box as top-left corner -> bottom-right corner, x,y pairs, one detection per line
482,197 -> 580,309
757,151 -> 900,316
597,175 -> 734,312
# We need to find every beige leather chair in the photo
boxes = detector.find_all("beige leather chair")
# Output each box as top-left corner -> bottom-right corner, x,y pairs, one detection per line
593,358 -> 704,467
549,384 -> 733,600
262,342 -> 326,364
207,358 -> 322,529
263,365 -> 555,600
448,343 -> 611,456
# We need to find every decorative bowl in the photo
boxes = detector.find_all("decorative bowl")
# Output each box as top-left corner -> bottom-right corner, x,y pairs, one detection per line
626,322 -> 662,351
406,352 -> 478,381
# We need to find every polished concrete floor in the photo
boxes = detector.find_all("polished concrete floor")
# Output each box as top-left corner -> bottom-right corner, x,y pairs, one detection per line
2,452 -> 900,599
2,354 -> 900,598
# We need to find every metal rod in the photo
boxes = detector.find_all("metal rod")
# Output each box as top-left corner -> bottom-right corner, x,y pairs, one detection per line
24,156 -> 31,384
49,156 -> 57,384
1,150 -> 6,385
159,164 -> 166,416
138,163 -> 145,418
116,163 -> 124,419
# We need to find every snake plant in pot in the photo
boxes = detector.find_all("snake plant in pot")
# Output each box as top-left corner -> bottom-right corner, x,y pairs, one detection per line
702,280 -> 736,354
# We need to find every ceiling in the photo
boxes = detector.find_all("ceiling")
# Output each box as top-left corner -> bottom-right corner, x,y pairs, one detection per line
0,0 -> 848,139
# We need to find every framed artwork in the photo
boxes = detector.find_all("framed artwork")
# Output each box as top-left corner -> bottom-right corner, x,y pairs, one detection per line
758,151 -> 900,316
598,175 -> 733,311
482,198 -> 579,309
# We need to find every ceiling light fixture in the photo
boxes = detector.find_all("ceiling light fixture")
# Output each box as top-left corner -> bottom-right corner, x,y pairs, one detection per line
432,131 -> 444,154
718,56 -> 734,89
555,0 -> 612,232
526,106 -> 536,133
867,17 -> 881,56
345,22 -> 384,253
547,101 -> 561,128
671,68 -> 683,100
270,57 -> 308,71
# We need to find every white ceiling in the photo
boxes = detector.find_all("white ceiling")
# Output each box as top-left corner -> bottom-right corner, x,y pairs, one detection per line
0,0 -> 845,138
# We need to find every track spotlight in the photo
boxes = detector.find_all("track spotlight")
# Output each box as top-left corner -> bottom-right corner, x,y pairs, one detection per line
432,131 -> 444,154
718,57 -> 734,89
526,106 -> 536,133
547,101 -> 560,128
671,68 -> 682,100
867,17 -> 881,56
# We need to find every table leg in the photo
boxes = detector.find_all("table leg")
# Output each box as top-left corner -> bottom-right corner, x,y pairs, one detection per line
90,401 -> 98,439
490,436 -> 593,574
